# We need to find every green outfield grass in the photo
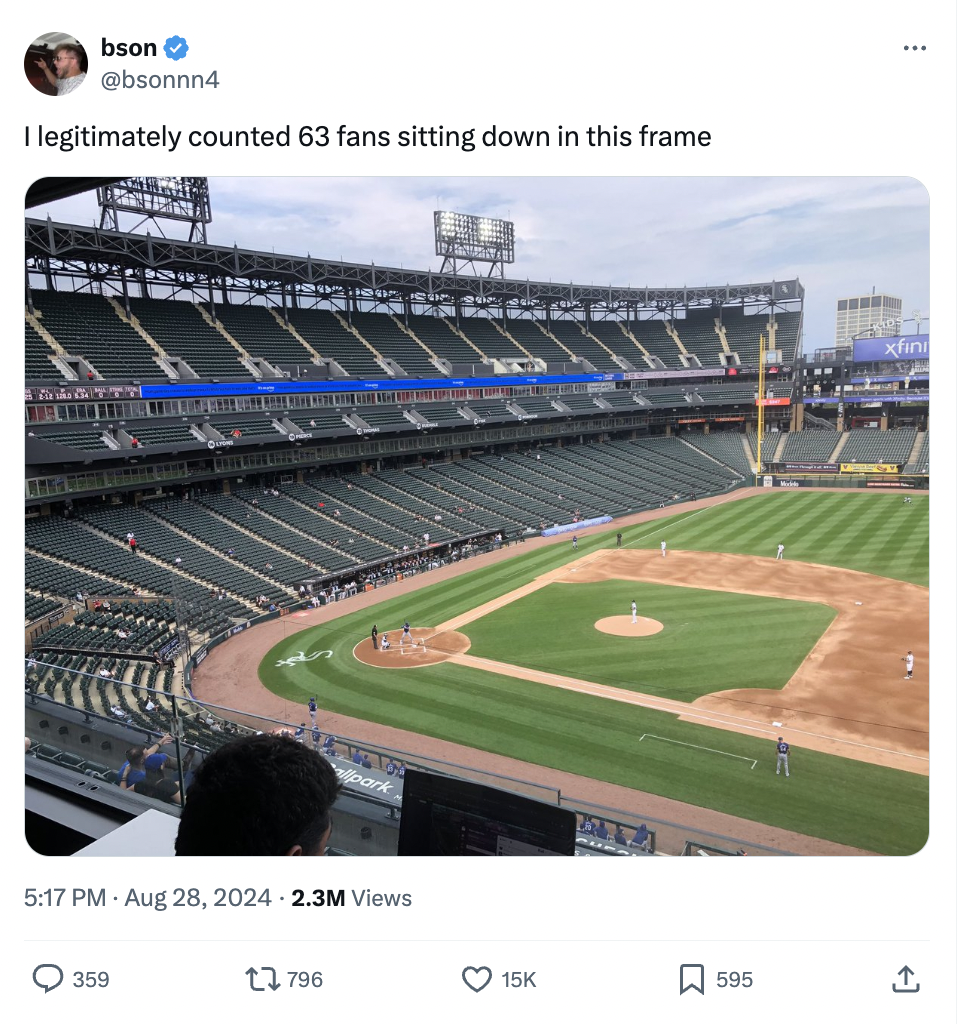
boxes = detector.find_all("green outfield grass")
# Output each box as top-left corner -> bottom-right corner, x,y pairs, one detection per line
257,490 -> 929,854
615,491 -> 929,586
462,580 -> 835,700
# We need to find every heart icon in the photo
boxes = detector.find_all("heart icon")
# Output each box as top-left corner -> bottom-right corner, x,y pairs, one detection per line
462,966 -> 492,993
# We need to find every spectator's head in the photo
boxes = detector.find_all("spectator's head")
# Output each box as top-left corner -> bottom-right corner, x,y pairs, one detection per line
126,746 -> 147,769
175,735 -> 342,857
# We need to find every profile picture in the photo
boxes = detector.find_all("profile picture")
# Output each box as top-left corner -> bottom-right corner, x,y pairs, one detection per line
25,33 -> 88,96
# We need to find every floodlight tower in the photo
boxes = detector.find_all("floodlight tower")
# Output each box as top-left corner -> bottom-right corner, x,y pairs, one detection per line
434,211 -> 515,278
98,176 -> 212,241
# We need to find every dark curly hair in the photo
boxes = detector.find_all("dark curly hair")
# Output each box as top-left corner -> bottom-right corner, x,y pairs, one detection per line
175,734 -> 342,856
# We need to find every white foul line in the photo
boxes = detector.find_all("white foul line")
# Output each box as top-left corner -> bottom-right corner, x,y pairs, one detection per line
640,733 -> 758,769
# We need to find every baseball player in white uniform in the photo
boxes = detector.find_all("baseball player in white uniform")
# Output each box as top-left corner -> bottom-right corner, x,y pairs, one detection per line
902,650 -> 915,679
776,543 -> 785,560
631,600 -> 637,624
660,540 -> 667,557
775,737 -> 790,777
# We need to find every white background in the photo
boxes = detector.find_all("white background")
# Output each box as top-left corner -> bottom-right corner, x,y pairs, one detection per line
9,2 -> 955,1017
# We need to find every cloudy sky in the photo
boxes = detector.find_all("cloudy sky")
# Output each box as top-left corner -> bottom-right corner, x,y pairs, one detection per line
33,177 -> 929,350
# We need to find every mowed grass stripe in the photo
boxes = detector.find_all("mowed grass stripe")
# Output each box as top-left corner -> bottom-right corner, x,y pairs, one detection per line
256,490 -> 928,854
462,581 -> 834,700
624,492 -> 927,584
260,634 -> 928,854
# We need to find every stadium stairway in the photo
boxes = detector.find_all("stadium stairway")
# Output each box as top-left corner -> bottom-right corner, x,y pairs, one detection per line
803,411 -> 835,430
25,312 -> 75,379
132,506 -> 290,598
73,518 -> 261,613
267,307 -> 324,361
772,434 -> 789,462
741,435 -> 756,472
349,475 -> 483,539
714,320 -> 737,363
388,313 -> 445,375
678,437 -> 746,478
105,297 -> 177,376
407,468 -> 528,530
333,311 -> 393,375
440,318 -> 488,362
194,303 -> 268,376
26,548 -> 143,601
230,489 -> 368,572
906,430 -> 926,468
301,478 -> 427,547
664,322 -> 694,366
827,433 -> 851,462
269,484 -> 396,563
195,496 -> 330,569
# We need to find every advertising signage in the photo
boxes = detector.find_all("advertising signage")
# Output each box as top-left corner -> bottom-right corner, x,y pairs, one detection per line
852,334 -> 929,363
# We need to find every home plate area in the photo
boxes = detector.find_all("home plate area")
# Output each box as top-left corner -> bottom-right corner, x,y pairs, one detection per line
354,628 -> 471,669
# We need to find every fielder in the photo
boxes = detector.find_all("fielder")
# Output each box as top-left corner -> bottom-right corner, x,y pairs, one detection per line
631,600 -> 638,624
775,737 -> 790,777
776,542 -> 785,560
902,650 -> 915,679
660,540 -> 667,557
572,534 -> 578,550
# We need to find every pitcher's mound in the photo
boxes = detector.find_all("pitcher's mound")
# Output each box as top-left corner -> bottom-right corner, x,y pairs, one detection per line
595,615 -> 664,637
354,628 -> 471,669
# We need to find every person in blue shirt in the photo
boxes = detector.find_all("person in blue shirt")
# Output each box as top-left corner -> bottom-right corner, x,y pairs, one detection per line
294,723 -> 306,743
613,825 -> 627,846
308,697 -> 318,728
594,820 -> 609,840
386,759 -> 397,776
581,817 -> 595,835
322,734 -> 337,757
397,762 -> 406,778
631,823 -> 650,850
311,727 -> 321,750
118,734 -> 172,790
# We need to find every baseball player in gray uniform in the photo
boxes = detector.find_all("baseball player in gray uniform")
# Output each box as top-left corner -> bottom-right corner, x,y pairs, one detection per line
631,600 -> 637,624
775,737 -> 790,777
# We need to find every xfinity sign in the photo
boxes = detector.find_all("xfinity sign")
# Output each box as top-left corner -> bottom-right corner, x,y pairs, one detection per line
853,334 -> 929,363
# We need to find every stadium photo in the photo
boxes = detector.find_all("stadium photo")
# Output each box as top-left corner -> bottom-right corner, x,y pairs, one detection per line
24,177 -> 929,858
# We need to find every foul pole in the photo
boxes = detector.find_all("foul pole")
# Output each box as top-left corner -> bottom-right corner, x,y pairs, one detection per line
755,333 -> 766,484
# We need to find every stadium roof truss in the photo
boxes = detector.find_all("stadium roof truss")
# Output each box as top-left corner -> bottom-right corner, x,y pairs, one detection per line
26,219 -> 804,318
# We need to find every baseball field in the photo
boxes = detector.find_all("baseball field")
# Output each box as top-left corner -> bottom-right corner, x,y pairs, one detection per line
211,489 -> 929,855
